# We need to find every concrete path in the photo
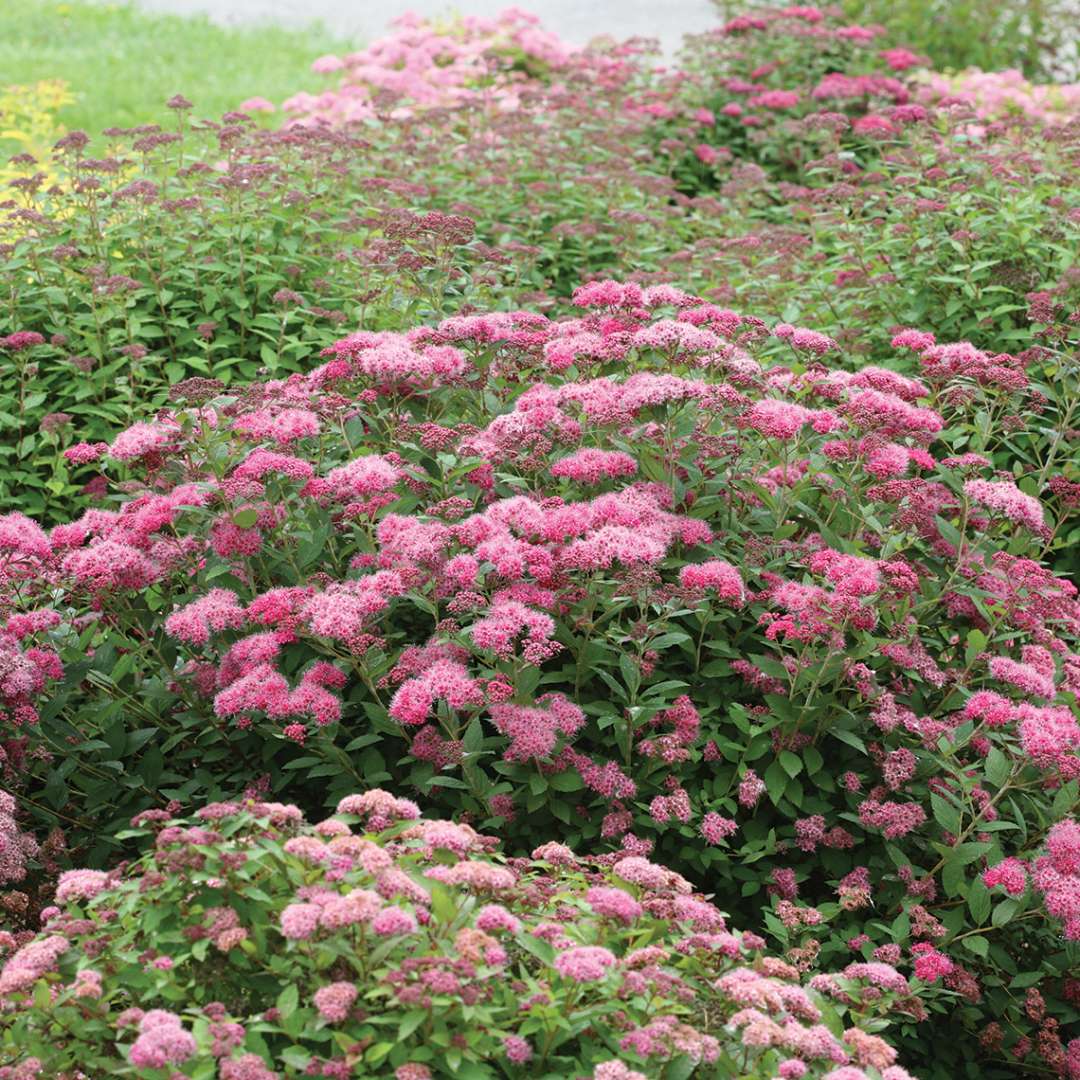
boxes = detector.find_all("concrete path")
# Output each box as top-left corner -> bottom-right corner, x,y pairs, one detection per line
130,0 -> 720,54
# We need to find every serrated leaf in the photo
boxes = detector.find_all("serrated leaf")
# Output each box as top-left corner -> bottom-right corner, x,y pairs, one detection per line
463,718 -> 484,754
516,932 -> 555,965
942,858 -> 966,898
397,1009 -> 427,1040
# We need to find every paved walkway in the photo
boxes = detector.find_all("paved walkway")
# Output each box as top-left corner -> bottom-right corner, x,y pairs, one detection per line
131,0 -> 719,53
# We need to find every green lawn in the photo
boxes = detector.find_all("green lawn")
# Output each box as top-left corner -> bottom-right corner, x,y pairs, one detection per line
0,0 -> 350,135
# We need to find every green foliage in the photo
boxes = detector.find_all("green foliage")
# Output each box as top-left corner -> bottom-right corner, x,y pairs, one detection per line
710,0 -> 1077,79
0,800 -> 916,1078
839,0 -> 1075,80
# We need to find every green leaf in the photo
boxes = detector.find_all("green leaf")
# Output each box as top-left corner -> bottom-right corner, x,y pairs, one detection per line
931,794 -> 962,836
232,507 -> 259,529
831,728 -> 866,754
426,775 -> 468,790
965,629 -> 987,667
663,1056 -> 697,1080
942,858 -> 966,898
463,718 -> 484,754
276,983 -> 298,1020
548,770 -> 584,792
984,748 -> 1010,788
516,933 -> 555,965
1052,780 -> 1078,821
397,1010 -> 427,1040
951,842 -> 993,866
779,751 -> 803,779
763,760 -> 788,806
1009,971 -> 1044,989
992,897 -> 1020,928
961,935 -> 989,958
430,884 -> 457,925
967,878 -> 991,925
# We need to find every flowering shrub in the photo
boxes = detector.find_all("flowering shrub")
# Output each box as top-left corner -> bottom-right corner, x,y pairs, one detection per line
647,6 -> 926,190
3,6 -> 1080,1077
0,282 -> 1077,1074
5,8 -> 1077,536
0,790 -> 38,886
914,69 -> 1080,124
712,0 -> 1075,80
0,45 -> 685,516
0,109 -> 535,517
0,792 -> 919,1078
280,9 -> 574,124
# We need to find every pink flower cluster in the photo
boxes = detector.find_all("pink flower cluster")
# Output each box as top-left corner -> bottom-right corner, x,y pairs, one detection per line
127,1010 -> 197,1069
1033,820 -> 1080,940
281,10 -> 573,124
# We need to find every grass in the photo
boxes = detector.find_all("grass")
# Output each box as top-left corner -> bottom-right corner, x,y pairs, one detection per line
0,0 -> 350,135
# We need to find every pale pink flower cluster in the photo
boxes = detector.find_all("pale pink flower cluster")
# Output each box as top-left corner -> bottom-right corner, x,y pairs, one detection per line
910,943 -> 953,983
586,886 -> 643,924
773,322 -> 837,355
914,68 -> 1080,124
127,1010 -> 197,1069
965,478 -> 1045,532
109,420 -> 178,461
165,588 -> 247,645
857,798 -> 927,839
679,559 -> 744,603
701,812 -> 739,844
592,1063 -> 647,1080
489,695 -> 584,761
553,945 -> 617,982
983,857 -> 1029,896
54,869 -> 109,903
388,658 -> 484,726
313,981 -> 358,1021
281,9 -> 573,125
0,790 -> 39,884
336,789 -> 421,826
988,655 -> 1055,699
1033,819 -> 1080,939
0,935 -> 69,995
233,407 -> 321,445
1016,704 -> 1080,774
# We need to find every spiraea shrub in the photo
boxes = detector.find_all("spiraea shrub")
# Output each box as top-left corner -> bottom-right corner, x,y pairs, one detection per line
5,6 -> 1079,537
0,44 -> 684,517
2,6 -> 1080,1079
0,282 -> 1076,1076
0,790 -> 922,1079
